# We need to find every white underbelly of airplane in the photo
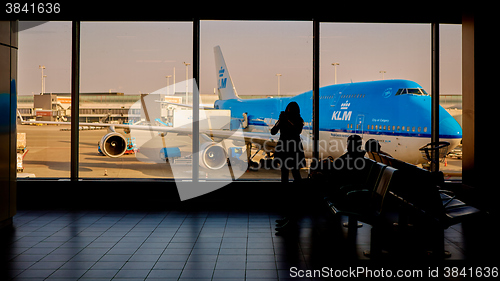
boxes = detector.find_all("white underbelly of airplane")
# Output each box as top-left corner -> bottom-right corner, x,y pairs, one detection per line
248,125 -> 460,165
314,131 -> 460,165
302,130 -> 460,165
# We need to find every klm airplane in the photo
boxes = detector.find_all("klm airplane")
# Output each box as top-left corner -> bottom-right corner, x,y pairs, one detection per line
19,46 -> 462,171
213,46 -> 462,165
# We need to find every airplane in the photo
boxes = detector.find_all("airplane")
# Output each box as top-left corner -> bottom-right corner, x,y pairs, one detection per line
17,45 -> 462,172
212,45 -> 462,165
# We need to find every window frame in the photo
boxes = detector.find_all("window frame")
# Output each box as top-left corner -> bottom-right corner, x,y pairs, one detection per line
16,18 -> 455,182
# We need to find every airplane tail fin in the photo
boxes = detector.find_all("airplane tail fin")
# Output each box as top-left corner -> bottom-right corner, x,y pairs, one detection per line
214,46 -> 239,100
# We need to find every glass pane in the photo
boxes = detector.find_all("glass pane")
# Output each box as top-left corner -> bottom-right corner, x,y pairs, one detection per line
80,22 -> 193,178
320,23 -> 438,167
200,21 -> 312,180
440,24 -> 462,180
17,21 -> 72,178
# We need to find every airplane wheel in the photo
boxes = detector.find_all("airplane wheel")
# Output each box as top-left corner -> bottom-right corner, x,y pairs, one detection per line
260,159 -> 268,170
249,160 -> 259,171
239,162 -> 248,171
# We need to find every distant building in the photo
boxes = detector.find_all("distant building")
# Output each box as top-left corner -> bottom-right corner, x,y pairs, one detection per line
17,92 -> 219,123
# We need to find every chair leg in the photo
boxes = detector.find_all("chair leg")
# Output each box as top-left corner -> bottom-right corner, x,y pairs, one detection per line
364,226 -> 382,259
429,228 -> 450,259
343,216 -> 363,230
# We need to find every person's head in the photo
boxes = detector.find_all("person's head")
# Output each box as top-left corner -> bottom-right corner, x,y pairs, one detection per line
364,139 -> 381,153
285,102 -> 300,116
347,135 -> 363,154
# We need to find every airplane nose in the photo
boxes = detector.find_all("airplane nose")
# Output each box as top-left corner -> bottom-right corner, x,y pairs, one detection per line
439,107 -> 462,139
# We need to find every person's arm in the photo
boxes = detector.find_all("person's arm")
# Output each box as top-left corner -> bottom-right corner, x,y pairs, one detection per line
271,120 -> 280,135
271,112 -> 285,135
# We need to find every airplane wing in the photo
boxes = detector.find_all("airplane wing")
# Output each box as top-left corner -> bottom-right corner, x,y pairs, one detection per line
18,112 -> 279,149
19,118 -> 193,135
155,100 -> 214,109
205,129 -> 279,150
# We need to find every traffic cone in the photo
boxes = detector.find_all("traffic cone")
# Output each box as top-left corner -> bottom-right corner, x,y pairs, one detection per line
444,158 -> 447,167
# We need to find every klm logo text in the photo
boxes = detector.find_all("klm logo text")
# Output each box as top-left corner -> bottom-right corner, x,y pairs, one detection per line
218,78 -> 227,89
332,111 -> 352,121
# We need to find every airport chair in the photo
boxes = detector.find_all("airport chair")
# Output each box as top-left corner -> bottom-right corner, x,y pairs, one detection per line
389,175 -> 481,259
316,157 -> 377,199
366,151 -> 376,161
324,160 -> 387,229
380,154 -> 394,166
382,157 -> 467,212
327,166 -> 399,258
372,152 -> 383,163
368,151 -> 483,258
340,160 -> 385,194
439,191 -> 467,210
325,160 -> 386,203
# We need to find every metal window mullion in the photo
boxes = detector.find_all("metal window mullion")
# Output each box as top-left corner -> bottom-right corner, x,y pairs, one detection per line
192,19 -> 200,183
71,21 -> 80,181
312,20 -> 320,162
431,22 -> 440,172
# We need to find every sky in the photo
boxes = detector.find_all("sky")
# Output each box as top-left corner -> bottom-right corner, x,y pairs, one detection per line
18,21 -> 462,98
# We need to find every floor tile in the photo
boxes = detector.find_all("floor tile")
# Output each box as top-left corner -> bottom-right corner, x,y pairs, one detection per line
3,208 -> 492,281
212,269 -> 246,279
15,269 -> 56,279
80,269 -> 118,279
121,261 -> 156,270
148,269 -> 182,279
246,269 -> 279,279
114,269 -> 150,278
180,269 -> 214,279
215,260 -> 246,270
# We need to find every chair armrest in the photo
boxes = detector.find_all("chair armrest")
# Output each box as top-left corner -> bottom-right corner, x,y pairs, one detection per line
344,189 -> 372,207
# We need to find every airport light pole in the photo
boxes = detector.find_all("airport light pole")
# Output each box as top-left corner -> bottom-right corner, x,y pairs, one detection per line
39,65 -> 45,94
276,73 -> 282,96
183,62 -> 190,104
165,75 -> 172,95
43,75 -> 47,94
332,63 -> 339,84
379,70 -> 386,80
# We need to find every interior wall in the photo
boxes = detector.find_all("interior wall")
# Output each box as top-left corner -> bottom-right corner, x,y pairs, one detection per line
462,13 -> 498,214
0,21 -> 17,228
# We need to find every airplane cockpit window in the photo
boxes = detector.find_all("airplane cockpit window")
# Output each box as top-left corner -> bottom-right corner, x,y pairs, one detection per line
408,88 -> 429,95
396,88 -> 429,96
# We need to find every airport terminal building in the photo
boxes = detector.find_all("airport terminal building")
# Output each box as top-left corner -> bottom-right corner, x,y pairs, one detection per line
17,92 -> 280,123
17,92 -> 218,123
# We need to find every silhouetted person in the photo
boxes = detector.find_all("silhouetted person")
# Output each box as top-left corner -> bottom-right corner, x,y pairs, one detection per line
271,101 -> 305,235
330,135 -> 367,189
271,101 -> 305,184
365,138 -> 393,158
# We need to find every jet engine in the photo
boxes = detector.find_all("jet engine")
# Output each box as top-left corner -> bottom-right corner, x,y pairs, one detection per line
199,142 -> 227,170
99,132 -> 127,158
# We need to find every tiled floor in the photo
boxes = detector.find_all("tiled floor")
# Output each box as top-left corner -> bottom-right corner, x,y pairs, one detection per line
0,206 -> 495,280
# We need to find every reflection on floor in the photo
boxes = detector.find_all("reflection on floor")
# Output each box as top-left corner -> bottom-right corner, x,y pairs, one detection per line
0,206 -> 496,280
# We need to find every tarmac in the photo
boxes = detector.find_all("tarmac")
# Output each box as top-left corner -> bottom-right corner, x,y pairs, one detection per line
16,124 -> 288,180
16,124 -> 461,180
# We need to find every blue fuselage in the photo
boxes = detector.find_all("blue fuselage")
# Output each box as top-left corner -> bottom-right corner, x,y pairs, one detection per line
214,80 -> 462,163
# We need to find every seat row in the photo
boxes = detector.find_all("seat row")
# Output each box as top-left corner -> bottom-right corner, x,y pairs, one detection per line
319,155 -> 482,259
